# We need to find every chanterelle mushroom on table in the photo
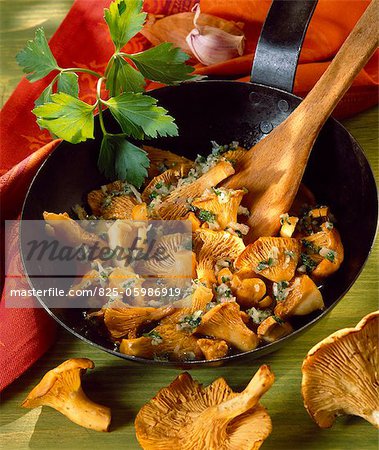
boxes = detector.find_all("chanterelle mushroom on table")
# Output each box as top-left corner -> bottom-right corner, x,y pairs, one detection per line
21,358 -> 111,432
135,365 -> 274,450
302,311 -> 379,428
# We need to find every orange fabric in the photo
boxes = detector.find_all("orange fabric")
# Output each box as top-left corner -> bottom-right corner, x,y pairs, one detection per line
0,0 -> 377,390
197,0 -> 378,118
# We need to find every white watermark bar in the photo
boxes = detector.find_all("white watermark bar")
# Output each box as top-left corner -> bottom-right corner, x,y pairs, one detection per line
5,219 -> 193,308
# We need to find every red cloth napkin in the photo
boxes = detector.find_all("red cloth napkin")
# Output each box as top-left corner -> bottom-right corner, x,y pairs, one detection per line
0,0 -> 377,391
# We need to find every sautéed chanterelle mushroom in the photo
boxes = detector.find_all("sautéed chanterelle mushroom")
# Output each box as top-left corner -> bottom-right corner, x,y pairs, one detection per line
44,142 -> 344,361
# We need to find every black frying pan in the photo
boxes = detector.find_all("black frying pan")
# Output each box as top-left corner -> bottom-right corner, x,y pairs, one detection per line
21,0 -> 378,367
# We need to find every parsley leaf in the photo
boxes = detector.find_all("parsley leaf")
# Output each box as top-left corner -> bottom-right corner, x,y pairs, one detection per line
32,93 -> 95,143
98,135 -> 149,187
35,83 -> 53,107
16,28 -> 59,82
105,92 -> 178,139
57,72 -> 79,97
198,209 -> 216,223
106,55 -> 145,96
104,0 -> 146,51
257,258 -> 274,271
128,43 -> 195,85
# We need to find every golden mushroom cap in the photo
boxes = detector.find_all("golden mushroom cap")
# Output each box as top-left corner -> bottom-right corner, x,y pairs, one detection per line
302,311 -> 379,428
135,365 -> 274,450
87,180 -> 139,219
195,229 -> 245,286
103,301 -> 174,339
142,145 -> 193,178
138,232 -> 194,286
235,237 -> 301,282
87,180 -> 125,216
195,302 -> 259,352
142,165 -> 191,202
301,223 -> 344,279
157,161 -> 235,220
192,188 -> 246,230
120,309 -> 203,361
43,212 -> 106,248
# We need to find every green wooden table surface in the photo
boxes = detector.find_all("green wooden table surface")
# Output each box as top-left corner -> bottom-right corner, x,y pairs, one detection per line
1,1 -> 378,449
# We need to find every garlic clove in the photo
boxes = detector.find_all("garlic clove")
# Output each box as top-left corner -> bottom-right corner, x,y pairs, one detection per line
185,4 -> 245,66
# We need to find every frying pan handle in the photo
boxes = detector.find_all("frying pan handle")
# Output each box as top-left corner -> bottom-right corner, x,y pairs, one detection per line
251,0 -> 318,92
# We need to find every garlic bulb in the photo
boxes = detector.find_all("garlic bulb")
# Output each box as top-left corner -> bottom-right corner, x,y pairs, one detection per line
185,4 -> 245,66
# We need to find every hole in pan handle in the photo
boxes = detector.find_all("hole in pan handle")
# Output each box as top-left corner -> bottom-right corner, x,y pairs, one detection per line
251,0 -> 318,93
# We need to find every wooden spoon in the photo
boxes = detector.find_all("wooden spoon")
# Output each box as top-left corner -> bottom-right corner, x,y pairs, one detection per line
223,0 -> 378,243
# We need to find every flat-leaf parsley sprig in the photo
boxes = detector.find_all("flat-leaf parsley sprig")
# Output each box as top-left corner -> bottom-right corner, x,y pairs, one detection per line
16,0 -> 197,187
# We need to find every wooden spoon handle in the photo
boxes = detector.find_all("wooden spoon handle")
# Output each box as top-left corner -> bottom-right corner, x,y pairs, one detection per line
292,0 -> 378,143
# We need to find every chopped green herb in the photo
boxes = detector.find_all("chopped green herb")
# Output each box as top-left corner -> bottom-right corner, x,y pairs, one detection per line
149,191 -> 159,200
273,281 -> 290,301
300,253 -> 317,272
301,239 -> 320,253
256,258 -> 274,271
221,276 -> 231,283
143,330 -> 163,345
284,250 -> 295,259
280,213 -> 291,225
177,311 -> 203,331
319,248 -> 337,262
247,307 -> 272,324
100,271 -> 109,279
198,209 -> 216,223
102,196 -> 113,208
325,251 -> 335,262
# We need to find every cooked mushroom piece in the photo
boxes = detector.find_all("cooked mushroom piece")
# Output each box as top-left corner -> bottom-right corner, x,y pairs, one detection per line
103,301 -> 174,339
119,310 -> 203,361
21,359 -> 111,432
192,187 -> 246,230
142,145 -> 193,178
107,219 -> 148,255
195,229 -> 245,286
43,212 -> 106,248
232,277 -> 267,309
257,316 -> 293,343
190,283 -> 214,311
197,338 -> 229,360
135,365 -> 274,450
222,146 -> 248,166
302,311 -> 379,428
87,180 -> 124,216
138,233 -> 196,285
157,161 -> 235,220
235,237 -> 301,282
279,214 -> 299,238
132,202 -> 149,220
195,302 -> 259,352
302,222 -> 344,279
142,165 -> 191,202
274,275 -> 324,320
87,180 -> 139,219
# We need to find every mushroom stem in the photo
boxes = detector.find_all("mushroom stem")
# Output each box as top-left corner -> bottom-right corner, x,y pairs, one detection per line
45,388 -> 111,432
216,365 -> 275,420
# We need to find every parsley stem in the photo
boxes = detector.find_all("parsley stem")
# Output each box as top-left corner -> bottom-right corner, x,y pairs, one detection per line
96,77 -> 107,136
61,67 -> 101,78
